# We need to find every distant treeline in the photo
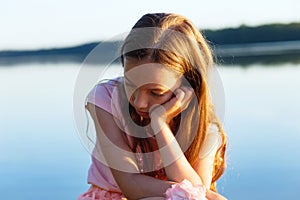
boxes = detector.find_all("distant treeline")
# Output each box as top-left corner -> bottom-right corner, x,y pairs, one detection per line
203,22 -> 300,45
1,22 -> 300,66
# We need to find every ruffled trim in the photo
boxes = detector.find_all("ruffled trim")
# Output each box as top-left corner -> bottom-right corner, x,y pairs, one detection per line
165,179 -> 207,200
78,185 -> 127,200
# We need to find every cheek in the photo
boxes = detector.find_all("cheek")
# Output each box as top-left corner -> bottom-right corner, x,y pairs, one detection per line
130,95 -> 138,106
128,92 -> 136,106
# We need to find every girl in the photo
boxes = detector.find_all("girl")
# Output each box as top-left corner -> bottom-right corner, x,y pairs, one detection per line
78,13 -> 227,200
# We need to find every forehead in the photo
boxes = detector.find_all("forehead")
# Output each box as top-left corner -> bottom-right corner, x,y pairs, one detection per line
124,57 -> 181,89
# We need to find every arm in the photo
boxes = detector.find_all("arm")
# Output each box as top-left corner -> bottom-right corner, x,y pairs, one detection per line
149,87 -> 203,186
86,103 -> 175,199
206,190 -> 228,200
150,86 -> 217,187
151,117 -> 203,185
152,117 -> 203,185
193,144 -> 219,188
153,128 -> 226,200
150,87 -> 226,199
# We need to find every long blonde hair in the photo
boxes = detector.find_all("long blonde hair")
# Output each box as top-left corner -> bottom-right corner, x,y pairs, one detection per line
120,13 -> 226,192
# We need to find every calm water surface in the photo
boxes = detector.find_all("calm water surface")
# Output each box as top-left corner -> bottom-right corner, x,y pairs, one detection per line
0,63 -> 299,199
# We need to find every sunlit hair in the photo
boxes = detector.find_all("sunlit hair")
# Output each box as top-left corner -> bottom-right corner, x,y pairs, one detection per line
120,13 -> 227,192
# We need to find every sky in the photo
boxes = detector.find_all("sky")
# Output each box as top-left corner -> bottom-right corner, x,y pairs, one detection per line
1,0 -> 299,50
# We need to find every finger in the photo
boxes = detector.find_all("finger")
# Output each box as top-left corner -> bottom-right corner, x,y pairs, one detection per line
180,86 -> 194,101
172,88 -> 188,110
149,104 -> 166,118
174,88 -> 185,102
149,103 -> 161,114
161,88 -> 183,111
179,87 -> 194,110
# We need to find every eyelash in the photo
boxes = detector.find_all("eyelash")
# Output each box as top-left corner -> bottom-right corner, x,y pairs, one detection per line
125,81 -> 165,97
151,91 -> 164,97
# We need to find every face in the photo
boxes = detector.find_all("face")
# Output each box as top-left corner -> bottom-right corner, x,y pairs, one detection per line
124,57 -> 182,118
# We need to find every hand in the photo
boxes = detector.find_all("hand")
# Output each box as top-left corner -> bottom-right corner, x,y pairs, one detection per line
149,86 -> 194,124
206,190 -> 227,200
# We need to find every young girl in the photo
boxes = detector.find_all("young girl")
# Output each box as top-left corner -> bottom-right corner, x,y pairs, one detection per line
78,13 -> 227,200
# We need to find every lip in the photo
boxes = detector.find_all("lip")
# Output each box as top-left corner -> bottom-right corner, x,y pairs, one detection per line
136,110 -> 149,117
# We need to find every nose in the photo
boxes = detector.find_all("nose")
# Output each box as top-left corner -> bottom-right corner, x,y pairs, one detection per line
133,90 -> 148,110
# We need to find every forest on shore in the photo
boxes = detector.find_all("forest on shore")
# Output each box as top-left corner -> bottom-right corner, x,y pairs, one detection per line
203,22 -> 300,44
1,22 -> 300,66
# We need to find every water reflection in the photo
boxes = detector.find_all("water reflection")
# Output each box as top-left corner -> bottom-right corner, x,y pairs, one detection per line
1,41 -> 300,66
0,63 -> 299,200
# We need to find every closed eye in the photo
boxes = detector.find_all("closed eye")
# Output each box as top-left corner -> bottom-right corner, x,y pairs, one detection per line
151,91 -> 165,97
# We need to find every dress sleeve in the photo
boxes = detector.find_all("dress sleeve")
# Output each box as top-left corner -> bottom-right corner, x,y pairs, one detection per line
86,83 -> 113,114
85,79 -> 127,136
198,124 -> 222,159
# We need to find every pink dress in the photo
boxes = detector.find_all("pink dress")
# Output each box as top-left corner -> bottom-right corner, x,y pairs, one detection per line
78,77 -> 221,200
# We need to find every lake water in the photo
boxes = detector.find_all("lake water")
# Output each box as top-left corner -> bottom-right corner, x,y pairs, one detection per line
0,62 -> 299,199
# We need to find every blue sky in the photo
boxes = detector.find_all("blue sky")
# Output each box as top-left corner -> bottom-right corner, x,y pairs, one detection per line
1,0 -> 299,50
